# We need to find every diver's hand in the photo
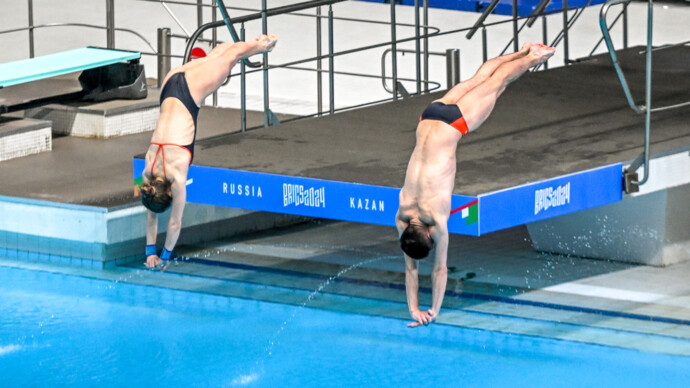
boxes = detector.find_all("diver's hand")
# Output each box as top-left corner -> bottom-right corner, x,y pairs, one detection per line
145,255 -> 168,271
407,309 -> 433,328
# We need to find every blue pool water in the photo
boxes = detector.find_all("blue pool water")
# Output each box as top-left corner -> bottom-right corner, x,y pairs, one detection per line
1,265 -> 688,387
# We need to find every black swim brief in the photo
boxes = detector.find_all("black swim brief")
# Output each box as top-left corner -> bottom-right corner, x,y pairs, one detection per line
419,101 -> 469,135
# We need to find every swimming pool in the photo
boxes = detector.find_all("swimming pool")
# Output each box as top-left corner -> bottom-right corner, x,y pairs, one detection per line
1,264 -> 688,387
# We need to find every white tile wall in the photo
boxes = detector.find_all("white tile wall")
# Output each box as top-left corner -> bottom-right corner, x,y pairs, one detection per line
0,126 -> 52,162
26,106 -> 159,138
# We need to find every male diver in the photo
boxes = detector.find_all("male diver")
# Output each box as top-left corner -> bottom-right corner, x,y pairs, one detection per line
396,43 -> 555,327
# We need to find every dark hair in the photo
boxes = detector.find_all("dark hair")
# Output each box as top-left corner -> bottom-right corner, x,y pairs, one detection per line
140,177 -> 173,213
400,223 -> 433,259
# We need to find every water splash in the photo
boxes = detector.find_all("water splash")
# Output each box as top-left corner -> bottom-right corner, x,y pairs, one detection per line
239,254 -> 397,379
230,372 -> 260,386
0,344 -> 21,356
262,255 -> 396,357
149,240 -> 400,382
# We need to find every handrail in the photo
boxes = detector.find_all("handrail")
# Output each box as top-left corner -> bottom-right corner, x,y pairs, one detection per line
183,0 -> 349,63
599,0 -> 689,189
600,0 -> 643,113
465,0 -> 500,40
589,2 -> 628,56
159,1 -> 191,37
381,48 -> 445,94
526,0 -> 552,28
549,1 -> 592,54
499,1 -> 563,56
529,1 -> 592,70
214,0 -> 261,68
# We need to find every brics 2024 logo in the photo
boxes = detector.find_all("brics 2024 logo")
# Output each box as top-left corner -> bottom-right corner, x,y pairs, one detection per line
283,183 -> 325,208
534,182 -> 570,215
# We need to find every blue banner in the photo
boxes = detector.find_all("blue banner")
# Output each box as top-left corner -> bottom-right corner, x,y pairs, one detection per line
135,158 -> 399,226
134,159 -> 622,236
478,163 -> 623,234
134,158 -> 480,234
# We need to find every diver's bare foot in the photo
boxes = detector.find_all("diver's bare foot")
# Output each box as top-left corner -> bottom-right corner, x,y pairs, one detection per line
529,43 -> 555,63
520,42 -> 533,53
254,34 -> 277,53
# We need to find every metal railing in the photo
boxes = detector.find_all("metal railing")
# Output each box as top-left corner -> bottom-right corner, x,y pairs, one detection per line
181,0 -> 615,130
177,0 -> 449,129
4,0 -> 636,128
600,0 -> 690,191
3,0 -> 600,129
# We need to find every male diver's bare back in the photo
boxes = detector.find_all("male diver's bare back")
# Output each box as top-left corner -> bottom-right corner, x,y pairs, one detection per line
398,121 -> 461,226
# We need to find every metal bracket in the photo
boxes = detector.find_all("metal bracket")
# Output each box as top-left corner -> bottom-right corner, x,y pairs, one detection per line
396,82 -> 410,98
268,109 -> 280,126
623,169 -> 639,194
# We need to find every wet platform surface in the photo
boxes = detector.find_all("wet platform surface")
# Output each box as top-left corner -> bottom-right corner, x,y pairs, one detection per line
0,83 -> 294,207
193,45 -> 690,196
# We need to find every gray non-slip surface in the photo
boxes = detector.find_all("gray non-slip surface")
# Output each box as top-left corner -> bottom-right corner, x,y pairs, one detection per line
0,117 -> 51,136
194,46 -> 690,196
0,102 -> 291,207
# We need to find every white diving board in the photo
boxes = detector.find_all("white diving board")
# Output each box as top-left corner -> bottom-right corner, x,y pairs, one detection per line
0,47 -> 141,88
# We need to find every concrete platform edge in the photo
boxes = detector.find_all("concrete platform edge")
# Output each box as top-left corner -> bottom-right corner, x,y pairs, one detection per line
0,195 -> 308,268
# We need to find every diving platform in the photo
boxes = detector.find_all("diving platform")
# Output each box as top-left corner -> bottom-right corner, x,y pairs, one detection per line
133,45 -> 690,263
0,47 -> 147,114
0,47 -> 150,160
0,47 -> 140,89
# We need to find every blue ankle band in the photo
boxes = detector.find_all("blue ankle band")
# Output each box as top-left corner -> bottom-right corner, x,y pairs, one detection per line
161,248 -> 172,261
146,244 -> 157,257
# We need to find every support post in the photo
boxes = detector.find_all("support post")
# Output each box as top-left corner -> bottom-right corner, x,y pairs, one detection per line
241,23 -> 247,132
328,5 -> 335,115
197,0 -> 204,34
446,49 -> 460,90
390,0 -> 398,100
212,2 -> 218,107
563,0 -> 570,64
28,0 -> 35,58
157,28 -> 171,88
106,0 -> 115,49
414,0 -> 421,95
623,4 -> 628,49
262,0 -> 270,127
423,0 -> 429,93
542,15 -> 548,70
482,27 -> 488,63
317,6 -> 323,116
512,0 -> 519,52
